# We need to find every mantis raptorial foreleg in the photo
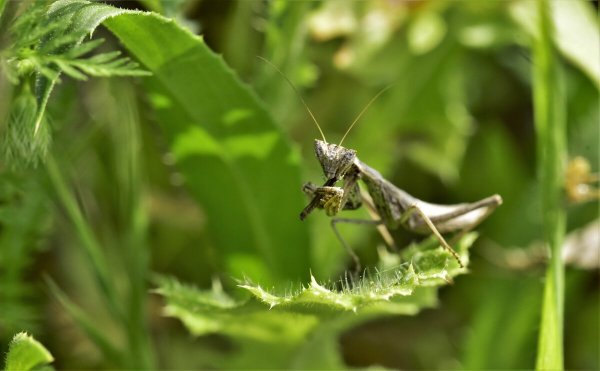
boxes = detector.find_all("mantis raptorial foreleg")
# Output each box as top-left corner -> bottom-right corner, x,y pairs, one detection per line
304,184 -> 395,273
331,217 -> 385,273
358,189 -> 396,249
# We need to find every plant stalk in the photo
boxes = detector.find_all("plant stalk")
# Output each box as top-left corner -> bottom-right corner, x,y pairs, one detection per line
533,0 -> 566,369
45,155 -> 126,323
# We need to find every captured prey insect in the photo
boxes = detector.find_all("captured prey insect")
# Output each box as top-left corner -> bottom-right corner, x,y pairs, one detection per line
258,57 -> 502,271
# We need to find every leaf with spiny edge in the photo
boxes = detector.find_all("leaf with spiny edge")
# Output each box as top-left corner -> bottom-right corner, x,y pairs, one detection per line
4,332 -> 54,371
158,232 -> 477,317
155,233 -> 476,368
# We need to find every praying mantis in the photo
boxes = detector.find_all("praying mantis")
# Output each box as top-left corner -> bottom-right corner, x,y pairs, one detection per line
259,57 -> 502,271
300,137 -> 502,270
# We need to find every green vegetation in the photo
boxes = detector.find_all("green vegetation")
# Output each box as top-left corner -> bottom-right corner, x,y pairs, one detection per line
4,332 -> 53,371
0,0 -> 598,369
532,0 -> 566,368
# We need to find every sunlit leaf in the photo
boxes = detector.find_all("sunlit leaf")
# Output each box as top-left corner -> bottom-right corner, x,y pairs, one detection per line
4,332 -> 54,371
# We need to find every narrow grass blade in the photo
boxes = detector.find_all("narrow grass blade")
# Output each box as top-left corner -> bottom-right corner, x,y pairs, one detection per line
533,0 -> 567,369
45,156 -> 124,322
45,277 -> 126,366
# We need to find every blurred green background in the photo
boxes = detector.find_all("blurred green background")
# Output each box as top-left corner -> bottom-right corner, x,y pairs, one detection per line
0,0 -> 598,369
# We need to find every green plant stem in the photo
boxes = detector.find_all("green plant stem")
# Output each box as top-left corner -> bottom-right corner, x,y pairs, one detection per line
117,84 -> 154,369
45,277 -> 126,365
533,0 -> 566,369
45,155 -> 125,323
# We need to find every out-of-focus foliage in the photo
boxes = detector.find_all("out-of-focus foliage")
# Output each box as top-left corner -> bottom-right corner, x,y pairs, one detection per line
0,0 -> 148,169
0,0 -> 598,369
0,172 -> 50,339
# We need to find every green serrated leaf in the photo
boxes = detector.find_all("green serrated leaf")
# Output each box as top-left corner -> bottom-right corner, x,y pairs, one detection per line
53,60 -> 87,80
38,0 -> 146,118
4,332 -> 54,371
85,50 -> 121,64
155,234 -> 476,368
239,233 -> 476,313
38,33 -> 79,54
155,276 -> 322,369
64,38 -> 105,58
0,89 -> 51,169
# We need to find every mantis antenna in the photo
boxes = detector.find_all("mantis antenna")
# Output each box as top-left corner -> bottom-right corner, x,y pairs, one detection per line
338,85 -> 393,146
256,56 -> 327,143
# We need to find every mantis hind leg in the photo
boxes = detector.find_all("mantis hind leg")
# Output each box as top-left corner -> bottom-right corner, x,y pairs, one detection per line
400,205 -> 465,268
400,195 -> 503,268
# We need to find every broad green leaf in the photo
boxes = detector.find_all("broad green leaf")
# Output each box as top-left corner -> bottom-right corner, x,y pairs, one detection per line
4,332 -> 54,371
44,0 -> 311,284
102,12 -> 311,284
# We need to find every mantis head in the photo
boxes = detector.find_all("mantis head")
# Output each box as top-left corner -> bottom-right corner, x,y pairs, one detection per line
314,139 -> 357,182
